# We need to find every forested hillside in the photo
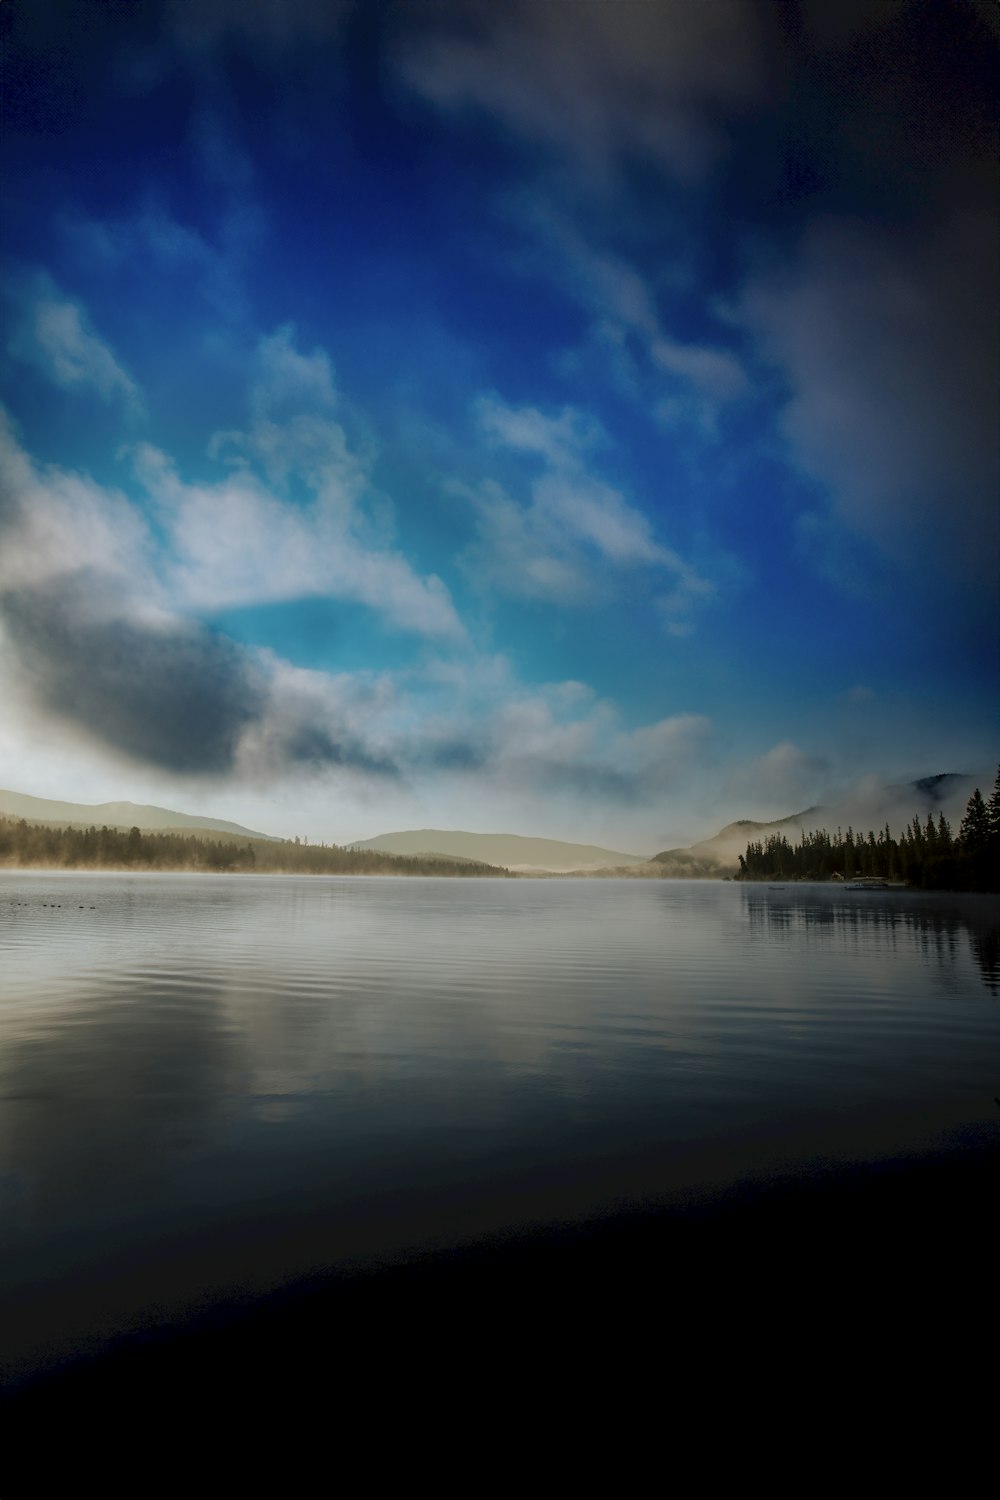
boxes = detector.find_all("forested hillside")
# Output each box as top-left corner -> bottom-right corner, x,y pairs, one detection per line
0,818 -> 508,877
737,768 -> 1000,891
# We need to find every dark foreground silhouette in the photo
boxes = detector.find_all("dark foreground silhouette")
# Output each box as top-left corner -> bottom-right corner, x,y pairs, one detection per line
3,1138 -> 995,1486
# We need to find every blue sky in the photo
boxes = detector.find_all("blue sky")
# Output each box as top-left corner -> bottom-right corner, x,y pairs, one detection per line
0,0 -> 996,849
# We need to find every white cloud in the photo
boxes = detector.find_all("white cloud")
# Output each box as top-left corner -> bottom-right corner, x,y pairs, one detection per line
504,203 -> 748,430
7,279 -> 144,417
0,409 -> 153,594
609,713 -> 713,791
726,741 -> 831,817
0,313 -> 466,648
475,395 -> 603,466
460,395 -> 714,626
251,323 -> 339,419
133,325 -> 465,640
135,453 -> 463,643
534,472 -> 668,567
382,655 -> 714,820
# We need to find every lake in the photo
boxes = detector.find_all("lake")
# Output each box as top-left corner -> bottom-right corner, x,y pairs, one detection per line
2,871 -> 998,1444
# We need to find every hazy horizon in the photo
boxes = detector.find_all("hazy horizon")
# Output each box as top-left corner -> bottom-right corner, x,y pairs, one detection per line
1,2 -> 996,850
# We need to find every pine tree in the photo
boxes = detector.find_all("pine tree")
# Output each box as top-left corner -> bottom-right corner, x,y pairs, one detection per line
987,764 -> 1000,846
959,788 -> 990,852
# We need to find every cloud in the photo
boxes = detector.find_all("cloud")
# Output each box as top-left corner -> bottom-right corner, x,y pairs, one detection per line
377,653 -> 713,811
401,0 -> 997,571
727,742 -> 831,817
475,395 -> 603,467
149,451 -> 462,638
0,413 -> 405,783
0,417 -> 261,778
6,277 -> 144,417
137,458 -> 461,645
0,573 -> 399,787
164,0 -> 351,60
396,4 -> 760,436
460,395 -> 714,625
742,211 -> 999,589
103,325 -> 464,642
64,196 -> 253,323
538,211 -> 747,400
0,396 -> 715,817
232,657 -> 399,783
0,409 -> 151,588
397,0 -> 765,188
250,323 -> 339,421
0,390 -> 459,780
0,572 -> 264,776
481,703 -> 712,807
2,334 -> 460,648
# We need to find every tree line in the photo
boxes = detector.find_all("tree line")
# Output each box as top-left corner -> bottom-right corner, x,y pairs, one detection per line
737,766 -> 1000,891
0,818 -> 509,878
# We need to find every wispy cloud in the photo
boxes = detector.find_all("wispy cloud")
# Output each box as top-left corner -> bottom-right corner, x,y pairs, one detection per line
6,275 -> 144,417
139,443 -> 462,639
726,741 -> 832,818
459,394 -> 714,628
381,656 -> 714,811
397,0 -> 765,189
64,194 -> 253,324
134,325 -> 464,640
516,206 -> 749,422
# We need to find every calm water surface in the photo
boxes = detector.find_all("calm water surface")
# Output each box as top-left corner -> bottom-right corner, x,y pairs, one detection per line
2,872 -> 997,1376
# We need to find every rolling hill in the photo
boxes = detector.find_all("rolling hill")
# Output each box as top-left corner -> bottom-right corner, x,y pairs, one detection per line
349,829 -> 649,872
0,789 -> 276,842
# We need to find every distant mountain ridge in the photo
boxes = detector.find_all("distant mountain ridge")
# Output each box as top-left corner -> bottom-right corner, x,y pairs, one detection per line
349,829 -> 648,871
1,769 -> 982,875
0,789 -> 276,842
652,773 -> 979,874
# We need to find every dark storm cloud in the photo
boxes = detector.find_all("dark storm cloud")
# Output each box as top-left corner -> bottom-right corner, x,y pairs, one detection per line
0,570 -> 406,782
279,722 -> 396,778
0,573 -> 266,775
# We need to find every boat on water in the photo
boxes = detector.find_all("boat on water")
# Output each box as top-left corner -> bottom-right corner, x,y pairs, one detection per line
843,879 -> 891,891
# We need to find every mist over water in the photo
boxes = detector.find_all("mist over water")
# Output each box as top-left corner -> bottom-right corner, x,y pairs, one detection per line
1,872 -> 997,1380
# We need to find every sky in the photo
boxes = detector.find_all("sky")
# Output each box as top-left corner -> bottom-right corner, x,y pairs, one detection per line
0,0 -> 997,851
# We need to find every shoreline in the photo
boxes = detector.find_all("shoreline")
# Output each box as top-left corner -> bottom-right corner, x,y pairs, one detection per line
5,1136 -> 996,1397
